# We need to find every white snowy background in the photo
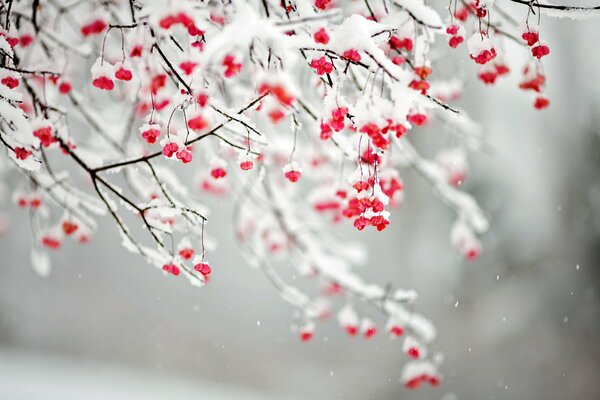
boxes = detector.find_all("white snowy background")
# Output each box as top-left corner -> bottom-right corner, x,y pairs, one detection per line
1,10 -> 600,400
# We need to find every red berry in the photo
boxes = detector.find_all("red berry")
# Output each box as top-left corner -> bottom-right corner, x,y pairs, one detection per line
14,147 -> 32,160
194,261 -> 212,277
470,48 -> 497,65
342,49 -> 361,63
449,36 -> 464,48
389,325 -> 404,337
478,71 -> 498,85
466,246 -> 480,260
33,126 -> 56,147
284,170 -> 301,183
115,67 -> 133,81
310,57 -> 334,75
1,76 -> 19,89
176,148 -> 193,164
188,115 -> 208,131
405,377 -> 422,389
19,34 -> 34,47
223,55 -> 242,78
446,25 -> 460,35
197,93 -> 209,107
62,221 -> 79,235
534,96 -> 550,110
314,0 -> 332,10
391,56 -> 405,65
407,347 -> 420,358
130,45 -> 143,57
521,31 -> 539,46
389,36 -> 413,51
179,61 -> 198,75
313,28 -> 330,44
141,128 -> 160,144
42,236 -> 61,250
81,20 -> 107,36
345,325 -> 358,336
240,160 -> 254,171
364,327 -> 377,338
300,331 -> 314,342
211,167 -> 227,179
92,76 -> 114,90
162,263 -> 180,276
58,81 -> 72,94
407,113 -> 427,126
531,44 -> 550,59
162,142 -> 179,158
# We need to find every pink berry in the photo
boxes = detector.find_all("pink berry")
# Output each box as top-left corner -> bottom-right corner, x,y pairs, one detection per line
194,262 -> 212,277
92,76 -> 114,90
240,160 -> 254,171
115,67 -> 133,81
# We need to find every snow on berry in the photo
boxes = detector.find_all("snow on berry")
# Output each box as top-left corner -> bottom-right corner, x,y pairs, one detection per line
468,34 -> 497,65
0,0 -> 584,388
177,238 -> 195,260
337,305 -> 359,337
140,123 -> 162,144
283,162 -> 302,183
238,153 -> 255,171
149,1 -> 198,33
160,135 -> 184,159
193,258 -> 212,277
403,336 -> 424,359
176,147 -> 193,164
91,59 -> 116,91
451,219 -> 482,260
299,322 -> 315,342
401,361 -> 441,389
386,317 -> 406,338
361,318 -> 377,339
436,147 -> 468,187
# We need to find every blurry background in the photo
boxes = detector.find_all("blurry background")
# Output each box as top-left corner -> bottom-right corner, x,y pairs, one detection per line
1,7 -> 600,400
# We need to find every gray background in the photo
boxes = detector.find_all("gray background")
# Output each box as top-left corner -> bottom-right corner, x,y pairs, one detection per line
1,10 -> 600,400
